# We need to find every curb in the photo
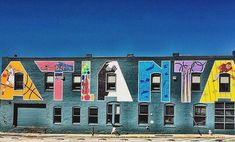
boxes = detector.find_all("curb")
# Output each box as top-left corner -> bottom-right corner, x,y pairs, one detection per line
0,133 -> 231,139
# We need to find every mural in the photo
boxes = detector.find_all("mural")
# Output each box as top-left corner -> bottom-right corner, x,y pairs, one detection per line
0,61 -> 42,100
98,61 -> 133,102
174,60 -> 207,103
138,61 -> 170,102
200,60 -> 235,103
35,61 -> 74,101
81,61 -> 94,101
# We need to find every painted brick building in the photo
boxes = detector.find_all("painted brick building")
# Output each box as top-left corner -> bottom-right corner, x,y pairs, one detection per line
0,53 -> 235,134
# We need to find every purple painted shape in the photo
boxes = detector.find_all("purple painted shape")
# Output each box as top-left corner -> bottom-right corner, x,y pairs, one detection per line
174,61 -> 206,72
174,61 -> 207,103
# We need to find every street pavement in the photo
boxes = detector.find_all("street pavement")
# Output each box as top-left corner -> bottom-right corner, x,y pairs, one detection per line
0,133 -> 233,142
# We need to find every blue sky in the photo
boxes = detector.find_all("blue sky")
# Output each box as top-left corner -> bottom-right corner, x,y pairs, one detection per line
0,0 -> 235,61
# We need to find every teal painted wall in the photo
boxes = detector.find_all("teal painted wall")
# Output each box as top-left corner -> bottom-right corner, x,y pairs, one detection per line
0,56 -> 235,134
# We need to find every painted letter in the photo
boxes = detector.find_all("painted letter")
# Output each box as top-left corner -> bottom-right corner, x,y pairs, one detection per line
98,61 -> 133,102
174,60 -> 207,103
138,61 -> 170,102
1,61 -> 42,100
35,61 -> 74,101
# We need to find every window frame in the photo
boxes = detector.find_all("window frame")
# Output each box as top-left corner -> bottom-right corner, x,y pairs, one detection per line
193,104 -> 206,127
72,106 -> 81,124
88,107 -> 98,125
106,102 -> 121,125
219,73 -> 230,92
106,73 -> 117,92
45,73 -> 54,91
215,102 -> 234,129
138,103 -> 149,125
53,107 -> 62,124
151,73 -> 161,92
14,72 -> 24,91
164,103 -> 175,126
72,73 -> 81,91
191,73 -> 201,91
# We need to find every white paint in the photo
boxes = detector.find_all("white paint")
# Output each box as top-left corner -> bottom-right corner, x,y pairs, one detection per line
106,61 -> 133,102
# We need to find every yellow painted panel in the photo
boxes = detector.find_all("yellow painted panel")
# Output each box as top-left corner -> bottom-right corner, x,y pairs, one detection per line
200,60 -> 235,103
0,61 -> 42,100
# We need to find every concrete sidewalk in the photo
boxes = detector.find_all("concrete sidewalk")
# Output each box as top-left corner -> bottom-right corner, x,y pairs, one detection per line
0,132 -> 231,139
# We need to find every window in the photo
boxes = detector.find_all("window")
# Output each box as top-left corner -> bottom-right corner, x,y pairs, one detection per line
45,73 -> 54,90
219,73 -> 230,92
151,73 -> 161,92
72,74 -> 81,91
192,74 -> 201,91
106,73 -> 116,91
164,104 -> 174,125
53,107 -> 61,124
138,103 -> 149,124
106,102 -> 120,124
215,102 -> 234,129
72,107 -> 80,124
88,107 -> 98,124
194,105 -> 206,126
14,73 -> 24,90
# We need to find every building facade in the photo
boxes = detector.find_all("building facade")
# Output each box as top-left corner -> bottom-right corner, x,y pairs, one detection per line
0,53 -> 235,134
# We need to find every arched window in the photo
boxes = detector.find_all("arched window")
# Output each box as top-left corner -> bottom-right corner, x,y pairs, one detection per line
106,73 -> 116,91
53,106 -> 61,124
219,73 -> 230,92
191,73 -> 201,91
106,102 -> 120,124
164,103 -> 174,125
72,106 -> 80,124
45,73 -> 54,90
193,104 -> 206,126
138,103 -> 149,124
88,106 -> 98,124
151,73 -> 161,92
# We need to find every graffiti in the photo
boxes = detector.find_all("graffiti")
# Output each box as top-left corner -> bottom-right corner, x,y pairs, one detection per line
81,61 -> 94,101
138,61 -> 170,102
98,61 -> 133,102
35,61 -> 74,101
200,60 -> 235,103
0,61 -> 42,100
174,60 -> 207,103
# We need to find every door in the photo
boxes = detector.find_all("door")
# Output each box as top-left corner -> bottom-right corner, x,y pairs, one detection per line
13,104 -> 47,127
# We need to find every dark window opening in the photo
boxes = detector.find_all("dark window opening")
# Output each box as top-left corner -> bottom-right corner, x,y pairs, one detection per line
72,107 -> 80,124
72,74 -> 81,91
14,73 -> 24,90
164,104 -> 174,125
215,102 -> 234,129
53,107 -> 61,124
89,107 -> 98,124
45,73 -> 54,90
219,73 -> 230,92
194,105 -> 206,126
138,103 -> 148,124
151,73 -> 161,92
192,74 -> 201,91
106,103 -> 121,124
106,73 -> 116,91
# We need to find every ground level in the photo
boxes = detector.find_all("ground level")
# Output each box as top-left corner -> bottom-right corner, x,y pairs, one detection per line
0,133 -> 232,142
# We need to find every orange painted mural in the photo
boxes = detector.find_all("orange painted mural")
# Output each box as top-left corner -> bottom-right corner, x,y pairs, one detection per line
0,61 -> 43,100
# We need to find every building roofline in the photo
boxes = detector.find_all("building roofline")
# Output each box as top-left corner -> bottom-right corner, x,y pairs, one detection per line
2,55 -> 234,60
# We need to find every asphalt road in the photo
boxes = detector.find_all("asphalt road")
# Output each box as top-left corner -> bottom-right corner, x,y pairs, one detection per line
0,136 -> 232,142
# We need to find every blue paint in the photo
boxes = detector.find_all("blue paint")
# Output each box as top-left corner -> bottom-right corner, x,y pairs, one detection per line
138,61 -> 171,102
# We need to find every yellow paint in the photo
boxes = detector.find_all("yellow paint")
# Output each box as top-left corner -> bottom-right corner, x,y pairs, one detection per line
200,60 -> 235,103
0,61 -> 42,100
